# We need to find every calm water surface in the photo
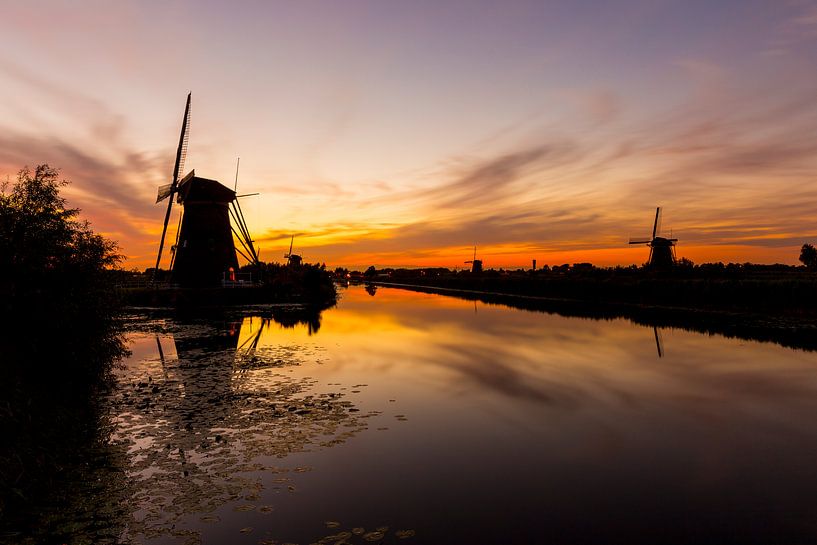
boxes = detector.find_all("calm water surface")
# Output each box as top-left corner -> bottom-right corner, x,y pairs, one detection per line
103,286 -> 817,544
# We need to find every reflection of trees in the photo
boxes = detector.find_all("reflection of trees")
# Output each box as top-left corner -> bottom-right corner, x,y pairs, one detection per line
394,285 -> 817,352
365,283 -> 378,297
268,305 -> 324,335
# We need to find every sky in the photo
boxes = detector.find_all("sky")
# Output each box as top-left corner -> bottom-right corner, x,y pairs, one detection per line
1,0 -> 816,270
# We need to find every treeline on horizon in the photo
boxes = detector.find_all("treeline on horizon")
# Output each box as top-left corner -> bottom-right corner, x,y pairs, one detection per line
342,255 -> 817,314
335,255 -> 816,279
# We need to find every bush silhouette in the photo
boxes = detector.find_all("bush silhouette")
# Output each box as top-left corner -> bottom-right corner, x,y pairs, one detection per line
800,244 -> 817,269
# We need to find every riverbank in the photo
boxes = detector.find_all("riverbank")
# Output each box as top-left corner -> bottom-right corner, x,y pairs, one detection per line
362,268 -> 817,312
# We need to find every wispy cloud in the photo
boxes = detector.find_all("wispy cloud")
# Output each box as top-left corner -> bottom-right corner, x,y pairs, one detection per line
0,59 -> 171,261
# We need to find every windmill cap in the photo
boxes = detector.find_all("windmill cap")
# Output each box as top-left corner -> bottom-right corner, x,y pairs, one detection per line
177,176 -> 236,204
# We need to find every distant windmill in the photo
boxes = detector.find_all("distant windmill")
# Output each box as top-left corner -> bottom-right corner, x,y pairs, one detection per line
464,246 -> 483,273
284,235 -> 302,267
629,207 -> 677,269
154,93 -> 259,286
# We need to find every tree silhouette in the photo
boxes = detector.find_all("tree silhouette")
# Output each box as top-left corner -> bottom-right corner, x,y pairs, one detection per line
0,164 -> 125,377
800,244 -> 817,269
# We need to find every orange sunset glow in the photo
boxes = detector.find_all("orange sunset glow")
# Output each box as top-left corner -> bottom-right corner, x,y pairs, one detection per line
1,2 -> 816,270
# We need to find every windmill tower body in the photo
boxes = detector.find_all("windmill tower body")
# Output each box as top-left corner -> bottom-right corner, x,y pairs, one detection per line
649,237 -> 676,269
172,174 -> 239,287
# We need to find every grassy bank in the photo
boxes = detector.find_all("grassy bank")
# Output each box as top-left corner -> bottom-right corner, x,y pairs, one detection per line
363,266 -> 817,315
120,263 -> 337,309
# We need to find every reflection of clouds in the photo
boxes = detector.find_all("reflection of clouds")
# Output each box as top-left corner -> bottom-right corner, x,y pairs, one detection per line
326,288 -> 817,426
431,341 -> 583,407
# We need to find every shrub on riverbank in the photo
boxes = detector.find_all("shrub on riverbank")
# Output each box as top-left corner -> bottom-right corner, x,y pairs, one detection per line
0,165 -> 127,520
0,165 -> 126,378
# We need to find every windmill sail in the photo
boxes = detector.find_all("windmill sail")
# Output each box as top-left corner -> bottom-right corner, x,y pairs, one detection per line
156,183 -> 173,203
652,207 -> 662,239
154,92 -> 191,275
654,326 -> 664,358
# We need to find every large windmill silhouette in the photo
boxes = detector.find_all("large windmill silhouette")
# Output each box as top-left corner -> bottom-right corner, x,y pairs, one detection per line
629,207 -> 677,269
154,93 -> 258,286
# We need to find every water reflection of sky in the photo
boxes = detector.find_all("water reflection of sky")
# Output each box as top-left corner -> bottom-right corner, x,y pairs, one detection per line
122,286 -> 817,544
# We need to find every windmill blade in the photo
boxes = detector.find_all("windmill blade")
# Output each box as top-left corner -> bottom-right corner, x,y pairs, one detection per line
629,238 -> 652,244
154,92 -> 192,275
652,207 -> 662,239
289,235 -> 294,256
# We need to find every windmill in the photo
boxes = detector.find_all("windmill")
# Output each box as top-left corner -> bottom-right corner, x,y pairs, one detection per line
284,235 -> 302,267
154,94 -> 259,287
464,246 -> 483,273
629,207 -> 677,269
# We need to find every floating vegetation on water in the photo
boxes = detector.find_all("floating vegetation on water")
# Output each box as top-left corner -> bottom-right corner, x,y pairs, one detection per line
307,523 -> 416,545
105,321 -> 375,543
7,314 -> 412,545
